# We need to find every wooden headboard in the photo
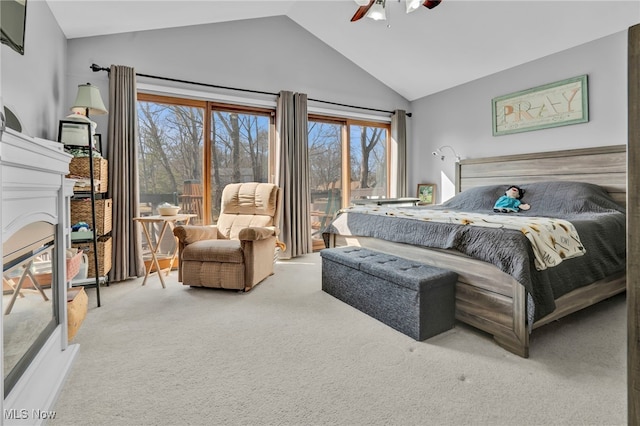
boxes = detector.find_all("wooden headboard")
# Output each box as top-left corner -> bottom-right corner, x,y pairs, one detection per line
456,145 -> 627,207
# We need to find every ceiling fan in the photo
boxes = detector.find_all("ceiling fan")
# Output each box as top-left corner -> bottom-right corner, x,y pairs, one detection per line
351,0 -> 442,22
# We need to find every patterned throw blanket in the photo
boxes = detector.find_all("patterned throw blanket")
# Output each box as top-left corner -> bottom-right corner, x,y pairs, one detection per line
339,205 -> 586,271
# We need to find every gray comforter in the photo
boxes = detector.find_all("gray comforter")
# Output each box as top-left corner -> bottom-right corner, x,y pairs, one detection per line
324,181 -> 626,321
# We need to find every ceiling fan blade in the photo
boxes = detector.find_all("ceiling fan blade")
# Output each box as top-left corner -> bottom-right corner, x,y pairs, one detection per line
423,0 -> 441,9
351,0 -> 375,22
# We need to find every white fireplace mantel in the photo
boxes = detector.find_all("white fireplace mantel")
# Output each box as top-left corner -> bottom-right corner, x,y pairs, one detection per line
1,128 -> 79,425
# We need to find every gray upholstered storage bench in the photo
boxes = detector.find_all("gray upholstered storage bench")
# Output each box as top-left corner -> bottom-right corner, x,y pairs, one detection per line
320,246 -> 457,341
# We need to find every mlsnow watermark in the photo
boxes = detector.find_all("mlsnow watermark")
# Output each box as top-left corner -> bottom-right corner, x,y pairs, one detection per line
4,409 -> 57,421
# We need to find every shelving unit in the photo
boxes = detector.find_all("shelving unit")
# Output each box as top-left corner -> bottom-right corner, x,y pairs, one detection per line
58,119 -> 112,307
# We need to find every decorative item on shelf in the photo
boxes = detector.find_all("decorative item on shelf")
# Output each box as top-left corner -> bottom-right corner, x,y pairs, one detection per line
71,82 -> 108,121
59,83 -> 107,146
58,119 -> 92,147
3,104 -> 24,134
71,221 -> 93,241
77,252 -> 89,281
158,203 -> 181,216
417,183 -> 436,205
63,112 -> 98,142
93,133 -> 103,154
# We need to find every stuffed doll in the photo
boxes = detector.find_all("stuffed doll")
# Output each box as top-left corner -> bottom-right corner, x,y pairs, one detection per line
493,185 -> 530,213
72,221 -> 91,232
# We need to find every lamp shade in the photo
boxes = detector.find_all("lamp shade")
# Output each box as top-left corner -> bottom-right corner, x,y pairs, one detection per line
71,83 -> 108,116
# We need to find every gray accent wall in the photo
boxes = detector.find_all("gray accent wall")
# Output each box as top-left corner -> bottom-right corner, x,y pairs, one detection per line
409,30 -> 628,202
1,0 -> 67,141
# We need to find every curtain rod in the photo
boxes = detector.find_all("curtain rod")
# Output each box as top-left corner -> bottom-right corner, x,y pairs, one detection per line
90,64 -> 411,117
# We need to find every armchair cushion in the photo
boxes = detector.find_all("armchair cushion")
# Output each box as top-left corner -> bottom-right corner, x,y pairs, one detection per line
183,240 -> 243,263
173,225 -> 222,245
217,183 -> 280,239
238,226 -> 276,241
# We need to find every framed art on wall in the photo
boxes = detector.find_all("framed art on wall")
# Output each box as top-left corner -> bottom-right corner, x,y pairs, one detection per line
492,74 -> 588,136
417,183 -> 436,205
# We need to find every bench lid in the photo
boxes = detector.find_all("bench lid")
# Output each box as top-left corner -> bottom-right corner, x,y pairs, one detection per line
321,247 -> 457,291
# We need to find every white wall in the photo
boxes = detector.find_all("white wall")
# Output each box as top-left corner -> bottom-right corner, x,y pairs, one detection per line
409,30 -> 628,203
1,0 -> 67,140
65,15 -> 411,148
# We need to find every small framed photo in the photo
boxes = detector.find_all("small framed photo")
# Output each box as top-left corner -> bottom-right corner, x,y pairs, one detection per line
417,183 -> 436,205
93,133 -> 102,153
58,120 -> 92,146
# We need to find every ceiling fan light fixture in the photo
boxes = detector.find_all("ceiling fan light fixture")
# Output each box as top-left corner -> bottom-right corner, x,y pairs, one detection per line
366,0 -> 386,21
351,0 -> 440,23
405,0 -> 422,13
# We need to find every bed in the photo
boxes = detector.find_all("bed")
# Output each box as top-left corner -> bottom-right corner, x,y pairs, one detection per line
324,145 -> 627,357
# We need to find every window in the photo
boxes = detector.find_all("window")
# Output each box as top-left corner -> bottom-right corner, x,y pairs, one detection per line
308,115 -> 390,250
349,122 -> 388,200
137,95 -> 274,225
137,94 -> 206,224
208,103 -> 273,221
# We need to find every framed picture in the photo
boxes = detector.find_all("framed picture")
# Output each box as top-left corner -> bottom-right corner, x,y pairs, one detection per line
492,75 -> 588,136
93,133 -> 102,153
58,120 -> 92,146
417,183 -> 436,205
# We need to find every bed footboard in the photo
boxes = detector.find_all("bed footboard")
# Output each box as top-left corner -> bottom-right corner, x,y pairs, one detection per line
328,234 -> 625,358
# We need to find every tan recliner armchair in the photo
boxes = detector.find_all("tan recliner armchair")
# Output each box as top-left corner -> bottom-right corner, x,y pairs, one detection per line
173,182 -> 282,292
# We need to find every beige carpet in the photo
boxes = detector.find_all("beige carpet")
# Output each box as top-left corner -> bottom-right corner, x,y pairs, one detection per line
51,253 -> 626,425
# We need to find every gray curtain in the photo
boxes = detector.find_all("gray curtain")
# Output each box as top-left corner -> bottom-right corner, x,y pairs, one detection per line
275,91 -> 312,259
107,65 -> 145,281
392,109 -> 408,197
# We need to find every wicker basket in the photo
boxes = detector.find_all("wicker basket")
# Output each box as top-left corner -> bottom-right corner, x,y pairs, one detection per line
27,251 -> 84,286
66,251 -> 83,281
68,157 -> 108,193
72,236 -> 112,278
70,198 -> 112,235
67,286 -> 88,342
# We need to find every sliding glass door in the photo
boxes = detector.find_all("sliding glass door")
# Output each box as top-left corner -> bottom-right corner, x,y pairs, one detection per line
308,116 -> 390,250
208,104 -> 273,221
308,118 -> 343,250
137,93 -> 389,254
349,122 -> 388,200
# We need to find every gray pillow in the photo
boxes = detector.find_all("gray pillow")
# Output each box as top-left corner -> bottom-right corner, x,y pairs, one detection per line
436,181 -> 624,217
518,181 -> 625,216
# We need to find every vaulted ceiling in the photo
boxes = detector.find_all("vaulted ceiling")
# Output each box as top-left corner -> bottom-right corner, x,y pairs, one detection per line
46,0 -> 640,101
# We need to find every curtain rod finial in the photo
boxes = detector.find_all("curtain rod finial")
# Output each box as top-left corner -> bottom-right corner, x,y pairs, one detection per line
90,63 -> 109,73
